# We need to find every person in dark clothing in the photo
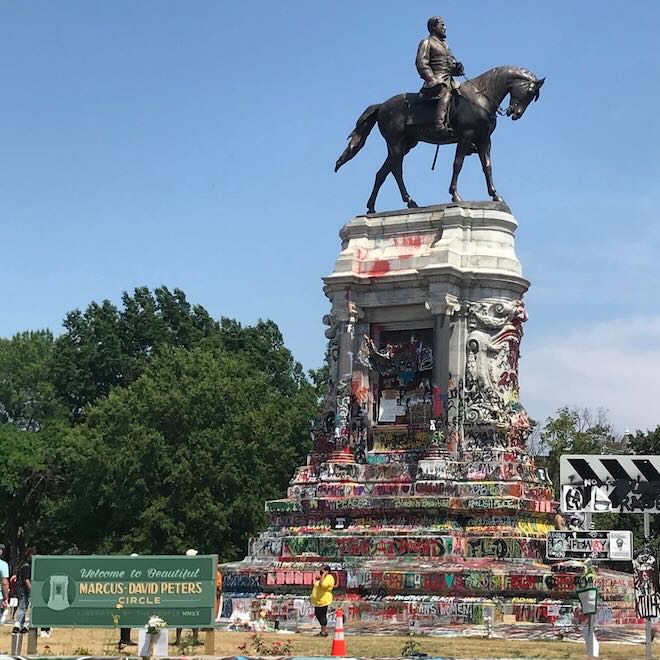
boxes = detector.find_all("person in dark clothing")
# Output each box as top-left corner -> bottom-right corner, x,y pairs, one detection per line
13,547 -> 35,633
175,549 -> 201,646
118,553 -> 139,647
0,544 -> 9,624
118,627 -> 137,647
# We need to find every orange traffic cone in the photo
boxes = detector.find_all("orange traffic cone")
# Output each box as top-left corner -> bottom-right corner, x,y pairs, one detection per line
331,608 -> 346,657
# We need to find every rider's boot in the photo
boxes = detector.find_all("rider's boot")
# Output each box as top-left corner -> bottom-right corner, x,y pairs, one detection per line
434,91 -> 451,131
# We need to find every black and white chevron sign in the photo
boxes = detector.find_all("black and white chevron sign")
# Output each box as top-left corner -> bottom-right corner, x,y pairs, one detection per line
560,454 -> 660,513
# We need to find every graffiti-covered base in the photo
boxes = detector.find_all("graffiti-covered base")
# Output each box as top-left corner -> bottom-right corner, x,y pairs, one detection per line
219,203 -> 635,632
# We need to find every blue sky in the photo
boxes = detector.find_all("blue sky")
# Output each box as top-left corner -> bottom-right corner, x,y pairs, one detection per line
2,1 -> 659,431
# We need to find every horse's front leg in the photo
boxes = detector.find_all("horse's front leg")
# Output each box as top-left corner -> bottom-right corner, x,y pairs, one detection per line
477,136 -> 503,202
449,138 -> 472,202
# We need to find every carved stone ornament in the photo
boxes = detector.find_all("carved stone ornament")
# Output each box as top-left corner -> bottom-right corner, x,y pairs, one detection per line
311,314 -> 341,446
322,313 -> 339,340
425,294 -> 460,317
313,309 -> 372,458
463,300 -> 529,443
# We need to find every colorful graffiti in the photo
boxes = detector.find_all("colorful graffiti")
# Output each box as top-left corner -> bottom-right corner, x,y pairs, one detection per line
280,535 -> 460,559
223,561 -> 633,599
220,593 -> 641,629
222,281 -> 636,633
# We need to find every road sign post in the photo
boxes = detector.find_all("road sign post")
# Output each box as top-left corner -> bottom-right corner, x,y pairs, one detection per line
644,512 -> 653,660
561,454 -> 660,658
576,573 -> 599,659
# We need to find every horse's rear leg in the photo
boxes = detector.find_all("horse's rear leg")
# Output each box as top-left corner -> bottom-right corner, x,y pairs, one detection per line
367,157 -> 392,214
476,136 -> 503,202
390,141 -> 418,209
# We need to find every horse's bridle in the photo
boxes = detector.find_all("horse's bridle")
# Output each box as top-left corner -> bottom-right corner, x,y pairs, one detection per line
460,76 -> 538,118
504,80 -> 540,117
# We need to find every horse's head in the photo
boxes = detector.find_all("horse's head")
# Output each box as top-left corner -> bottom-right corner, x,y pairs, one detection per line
506,75 -> 545,120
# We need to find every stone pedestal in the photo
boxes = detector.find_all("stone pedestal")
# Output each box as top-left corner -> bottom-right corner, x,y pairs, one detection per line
219,203 -> 635,634
322,202 -> 531,455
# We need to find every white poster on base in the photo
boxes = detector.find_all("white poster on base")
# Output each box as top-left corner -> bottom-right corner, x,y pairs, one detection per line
609,531 -> 633,560
138,628 -> 169,657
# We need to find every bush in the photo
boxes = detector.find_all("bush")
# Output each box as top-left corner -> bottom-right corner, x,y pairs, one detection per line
238,632 -> 295,655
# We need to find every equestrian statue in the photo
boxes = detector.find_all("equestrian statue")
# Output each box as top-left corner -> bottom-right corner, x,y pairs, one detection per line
335,16 -> 545,214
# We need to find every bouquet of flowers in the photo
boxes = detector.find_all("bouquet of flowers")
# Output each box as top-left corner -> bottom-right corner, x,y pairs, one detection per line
145,615 -> 167,636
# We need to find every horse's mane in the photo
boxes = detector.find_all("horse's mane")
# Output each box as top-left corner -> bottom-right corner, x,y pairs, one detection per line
467,66 -> 538,88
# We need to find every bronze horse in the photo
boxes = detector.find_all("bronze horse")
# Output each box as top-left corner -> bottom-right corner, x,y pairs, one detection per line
335,66 -> 544,214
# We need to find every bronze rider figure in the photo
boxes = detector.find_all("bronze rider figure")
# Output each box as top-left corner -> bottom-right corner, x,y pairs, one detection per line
416,16 -> 464,130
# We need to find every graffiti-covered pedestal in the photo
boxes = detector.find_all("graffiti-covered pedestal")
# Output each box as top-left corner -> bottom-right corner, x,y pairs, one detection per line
220,203 -> 635,633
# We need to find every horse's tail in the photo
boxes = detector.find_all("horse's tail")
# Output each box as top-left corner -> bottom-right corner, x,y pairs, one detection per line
335,103 -> 381,172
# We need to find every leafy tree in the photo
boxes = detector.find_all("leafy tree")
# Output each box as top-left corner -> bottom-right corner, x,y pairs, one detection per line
541,406 -> 622,497
626,426 -> 660,554
0,330 -> 61,430
2,286 -> 319,559
0,331 -> 65,563
211,318 -> 308,397
629,426 -> 660,455
0,423 -> 50,564
51,287 -> 218,420
120,286 -> 217,358
50,287 -> 311,421
40,346 -> 317,559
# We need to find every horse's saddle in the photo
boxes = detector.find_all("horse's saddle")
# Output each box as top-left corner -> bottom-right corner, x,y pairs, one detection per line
403,92 -> 459,142
403,92 -> 479,152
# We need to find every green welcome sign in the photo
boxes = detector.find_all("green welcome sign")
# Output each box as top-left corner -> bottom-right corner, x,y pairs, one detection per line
31,555 -> 217,627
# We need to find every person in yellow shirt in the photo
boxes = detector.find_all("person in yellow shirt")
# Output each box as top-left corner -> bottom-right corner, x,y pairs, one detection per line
310,565 -> 335,637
